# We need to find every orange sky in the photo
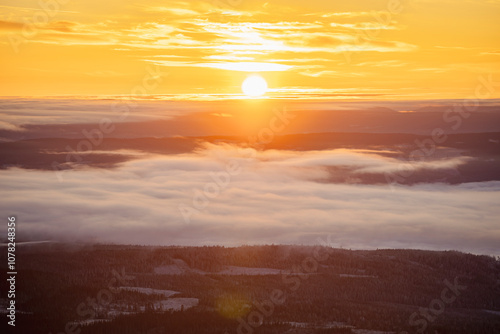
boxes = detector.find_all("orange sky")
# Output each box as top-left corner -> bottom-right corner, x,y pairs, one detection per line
1,0 -> 499,99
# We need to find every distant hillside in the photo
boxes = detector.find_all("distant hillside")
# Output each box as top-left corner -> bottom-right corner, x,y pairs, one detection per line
2,132 -> 499,185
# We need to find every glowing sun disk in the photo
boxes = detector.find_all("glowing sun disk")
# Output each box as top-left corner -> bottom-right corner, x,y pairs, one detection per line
242,75 -> 268,97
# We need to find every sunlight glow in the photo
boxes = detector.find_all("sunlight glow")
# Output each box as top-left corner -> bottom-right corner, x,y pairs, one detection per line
199,62 -> 291,72
1,0 -> 499,99
242,75 -> 268,97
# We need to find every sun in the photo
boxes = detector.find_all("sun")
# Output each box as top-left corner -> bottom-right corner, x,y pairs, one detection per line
241,75 -> 268,97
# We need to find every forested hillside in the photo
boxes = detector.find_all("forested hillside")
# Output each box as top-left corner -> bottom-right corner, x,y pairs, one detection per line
1,244 -> 499,333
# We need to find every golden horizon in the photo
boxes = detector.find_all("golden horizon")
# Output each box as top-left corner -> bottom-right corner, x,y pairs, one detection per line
0,0 -> 499,99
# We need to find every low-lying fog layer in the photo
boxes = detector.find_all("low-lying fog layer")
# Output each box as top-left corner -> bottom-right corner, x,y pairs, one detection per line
1,143 -> 499,255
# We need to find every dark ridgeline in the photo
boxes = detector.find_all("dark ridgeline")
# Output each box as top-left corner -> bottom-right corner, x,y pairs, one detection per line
2,132 -> 500,186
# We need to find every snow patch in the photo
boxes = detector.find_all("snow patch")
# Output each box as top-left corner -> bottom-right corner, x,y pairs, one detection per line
118,287 -> 179,297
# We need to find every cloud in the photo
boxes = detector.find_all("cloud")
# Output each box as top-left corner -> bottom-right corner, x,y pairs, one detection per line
0,19 -> 116,46
0,98 -> 190,127
1,143 -> 498,256
45,20 -> 79,33
0,120 -> 23,131
0,20 -> 24,30
330,22 -> 398,30
196,61 -> 293,72
320,11 -> 388,18
0,19 -> 81,34
146,7 -> 200,16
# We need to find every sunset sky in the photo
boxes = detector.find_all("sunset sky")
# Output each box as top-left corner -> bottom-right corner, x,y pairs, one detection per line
1,0 -> 500,99
1,1 -> 500,256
